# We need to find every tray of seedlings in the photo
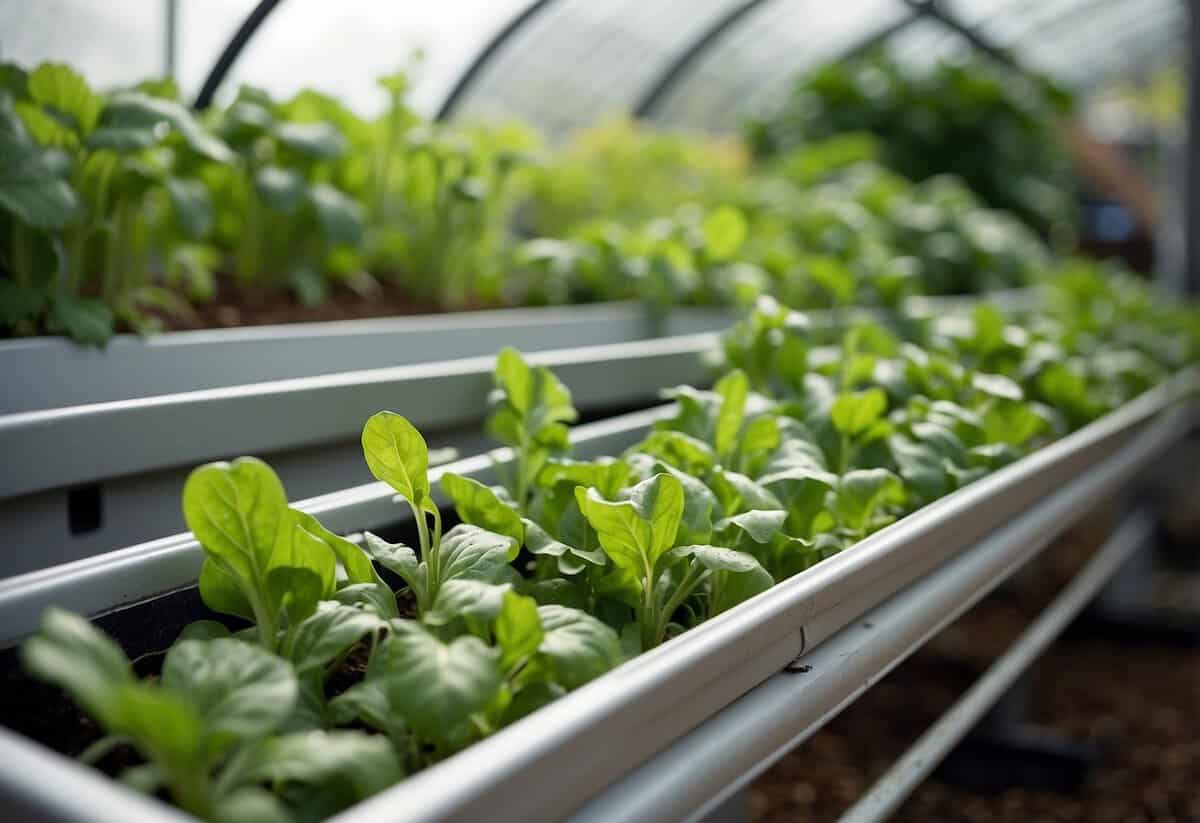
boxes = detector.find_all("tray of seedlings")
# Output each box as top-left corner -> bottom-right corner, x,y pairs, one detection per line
0,268 -> 1195,823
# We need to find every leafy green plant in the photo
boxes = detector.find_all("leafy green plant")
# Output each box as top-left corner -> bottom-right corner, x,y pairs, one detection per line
20,270 -> 1200,819
1,62 -> 233,343
747,50 -> 1076,237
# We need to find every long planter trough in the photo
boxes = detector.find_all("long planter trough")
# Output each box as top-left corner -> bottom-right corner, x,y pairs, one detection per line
0,369 -> 1193,823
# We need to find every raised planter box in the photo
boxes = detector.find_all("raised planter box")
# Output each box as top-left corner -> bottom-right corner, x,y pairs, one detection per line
0,335 -> 714,576
0,303 -> 736,415
0,371 -> 1193,823
0,290 -> 1038,576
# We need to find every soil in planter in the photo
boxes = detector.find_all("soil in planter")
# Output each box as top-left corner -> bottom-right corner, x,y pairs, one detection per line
161,278 -> 499,331
749,521 -> 1200,823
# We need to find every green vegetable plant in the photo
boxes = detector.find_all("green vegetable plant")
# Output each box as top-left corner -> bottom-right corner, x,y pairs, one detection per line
1,62 -> 233,343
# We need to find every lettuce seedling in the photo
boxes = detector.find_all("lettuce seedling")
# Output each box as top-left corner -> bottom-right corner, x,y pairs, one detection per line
24,609 -> 401,820
486,347 -> 579,511
183,457 -> 381,651
577,473 -> 771,650
361,411 -> 516,616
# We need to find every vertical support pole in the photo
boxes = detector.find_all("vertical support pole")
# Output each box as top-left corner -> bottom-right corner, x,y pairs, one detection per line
164,0 -> 178,79
1186,0 -> 1200,295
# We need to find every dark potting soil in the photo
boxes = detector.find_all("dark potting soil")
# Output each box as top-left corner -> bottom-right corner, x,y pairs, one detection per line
749,522 -> 1200,823
161,278 -> 495,332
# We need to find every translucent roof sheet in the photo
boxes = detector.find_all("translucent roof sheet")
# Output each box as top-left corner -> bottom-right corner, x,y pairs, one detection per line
0,0 -> 1188,131
450,0 -> 747,137
651,0 -> 911,130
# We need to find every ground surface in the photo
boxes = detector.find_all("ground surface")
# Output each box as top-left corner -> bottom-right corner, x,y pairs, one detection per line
750,526 -> 1200,823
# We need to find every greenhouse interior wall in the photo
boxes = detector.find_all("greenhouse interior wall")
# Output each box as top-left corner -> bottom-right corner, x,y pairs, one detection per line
0,2 -> 1197,823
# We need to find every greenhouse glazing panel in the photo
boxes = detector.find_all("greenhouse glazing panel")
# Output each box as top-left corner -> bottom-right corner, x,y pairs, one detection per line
652,0 -> 909,130
448,0 -> 751,138
178,0 -> 527,115
0,0 -> 165,88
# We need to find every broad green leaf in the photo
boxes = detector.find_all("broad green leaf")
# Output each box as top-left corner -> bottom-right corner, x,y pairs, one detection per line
982,401 -> 1045,447
27,63 -> 101,135
835,469 -> 905,534
183,457 -> 287,581
536,605 -> 624,689
164,177 -> 213,239
247,730 -> 403,808
254,166 -> 306,214
210,788 -> 291,823
701,206 -> 748,262
441,473 -> 523,552
426,580 -> 512,628
576,473 -> 684,583
275,121 -> 345,158
370,622 -> 501,743
331,581 -> 401,621
361,412 -> 431,506
971,372 -> 1023,402
269,510 -> 338,596
713,369 -> 749,461
0,93 -> 79,228
288,510 -> 376,584
438,524 -> 515,585
521,518 -> 605,576
91,93 -> 233,162
310,183 -> 365,247
198,558 -> 255,620
715,509 -> 788,546
496,591 -> 543,671
160,638 -> 297,742
328,679 -> 403,738
650,461 -> 719,545
889,435 -> 949,501
759,468 -> 836,538
489,347 -> 578,447
45,295 -> 113,346
362,532 -> 421,578
675,545 -> 774,616
710,470 -> 783,515
265,566 -> 325,626
107,684 -> 205,770
540,458 -> 630,499
831,388 -> 888,436
630,431 -> 715,476
283,602 -> 382,674
21,608 -> 132,725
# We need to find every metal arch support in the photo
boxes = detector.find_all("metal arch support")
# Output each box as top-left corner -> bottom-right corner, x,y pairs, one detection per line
434,0 -> 561,122
903,0 -> 1020,71
1187,0 -> 1200,295
633,0 -> 777,119
193,0 -> 287,110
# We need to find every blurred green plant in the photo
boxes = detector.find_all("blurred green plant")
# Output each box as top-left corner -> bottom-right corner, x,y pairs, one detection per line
745,51 -> 1076,238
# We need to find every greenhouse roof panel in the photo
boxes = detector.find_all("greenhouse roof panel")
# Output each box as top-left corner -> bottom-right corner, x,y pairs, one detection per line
650,0 -> 911,131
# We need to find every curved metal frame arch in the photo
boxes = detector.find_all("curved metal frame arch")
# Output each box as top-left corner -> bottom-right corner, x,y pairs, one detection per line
193,0 -> 287,109
434,0 -> 562,121
633,0 -> 778,118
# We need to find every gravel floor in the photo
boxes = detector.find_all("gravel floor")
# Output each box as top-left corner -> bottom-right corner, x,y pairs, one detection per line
749,525 -> 1200,823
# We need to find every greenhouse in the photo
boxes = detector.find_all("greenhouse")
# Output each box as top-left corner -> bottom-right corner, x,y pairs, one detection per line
0,1 -> 1196,821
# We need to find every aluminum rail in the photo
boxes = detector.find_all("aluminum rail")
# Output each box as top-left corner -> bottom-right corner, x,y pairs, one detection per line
570,511 -> 1162,823
0,303 -> 733,414
0,332 -> 714,503
839,512 -> 1155,823
0,379 -> 1192,823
